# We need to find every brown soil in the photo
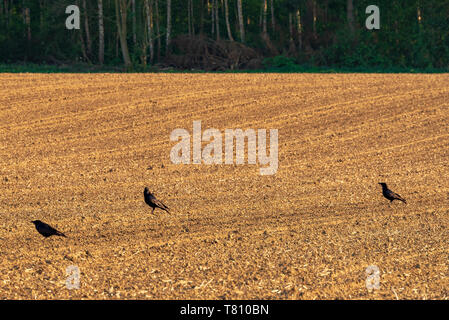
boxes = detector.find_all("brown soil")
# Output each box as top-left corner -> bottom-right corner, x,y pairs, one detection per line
0,73 -> 448,299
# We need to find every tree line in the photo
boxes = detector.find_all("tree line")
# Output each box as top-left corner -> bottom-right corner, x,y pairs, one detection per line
0,0 -> 448,70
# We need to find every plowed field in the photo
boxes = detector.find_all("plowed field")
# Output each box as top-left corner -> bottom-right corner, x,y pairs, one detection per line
0,73 -> 448,299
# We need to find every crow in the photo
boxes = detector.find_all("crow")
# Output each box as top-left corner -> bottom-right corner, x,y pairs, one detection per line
378,183 -> 407,204
144,187 -> 170,215
31,220 -> 67,238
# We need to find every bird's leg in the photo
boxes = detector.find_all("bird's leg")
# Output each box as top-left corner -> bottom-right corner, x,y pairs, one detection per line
152,207 -> 155,215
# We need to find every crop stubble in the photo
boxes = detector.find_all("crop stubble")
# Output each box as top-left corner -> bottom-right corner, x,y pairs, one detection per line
0,73 -> 448,299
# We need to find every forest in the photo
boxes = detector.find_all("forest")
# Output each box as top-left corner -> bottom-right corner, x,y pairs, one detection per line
0,0 -> 448,71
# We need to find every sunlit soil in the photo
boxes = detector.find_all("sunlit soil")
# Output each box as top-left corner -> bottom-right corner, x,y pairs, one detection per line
0,73 -> 448,299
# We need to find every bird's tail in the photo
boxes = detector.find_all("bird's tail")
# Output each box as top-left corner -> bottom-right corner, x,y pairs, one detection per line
396,196 -> 407,204
159,202 -> 170,213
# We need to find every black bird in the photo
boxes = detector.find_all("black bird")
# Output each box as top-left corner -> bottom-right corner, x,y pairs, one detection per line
31,220 -> 67,238
378,183 -> 407,204
144,187 -> 170,214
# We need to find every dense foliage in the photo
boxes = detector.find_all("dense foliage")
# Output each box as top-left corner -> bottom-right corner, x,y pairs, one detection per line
0,0 -> 448,70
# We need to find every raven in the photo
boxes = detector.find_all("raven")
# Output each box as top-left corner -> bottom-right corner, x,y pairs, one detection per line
31,220 -> 67,238
144,187 -> 170,214
378,183 -> 407,204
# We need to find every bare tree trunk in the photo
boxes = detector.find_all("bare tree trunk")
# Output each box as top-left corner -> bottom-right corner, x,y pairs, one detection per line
82,0 -> 92,56
262,0 -> 267,34
76,0 -> 89,62
312,0 -> 317,38
190,0 -> 195,35
141,4 -> 148,67
24,7 -> 31,41
211,0 -> 214,36
288,12 -> 295,53
4,0 -> 9,28
417,5 -> 422,26
98,0 -> 104,65
155,0 -> 161,59
166,0 -> 171,56
199,0 -> 204,35
188,0 -> 192,36
215,0 -> 219,40
347,0 -> 354,34
296,9 -> 302,50
141,23 -> 148,67
150,0 -> 155,60
116,31 -> 119,58
237,0 -> 245,43
132,0 -> 136,45
144,0 -> 154,63
270,0 -> 275,33
22,2 -> 25,28
224,0 -> 233,41
188,0 -> 195,36
115,0 -> 132,67
80,28 -> 90,62
260,0 -> 277,56
39,0 -> 45,32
